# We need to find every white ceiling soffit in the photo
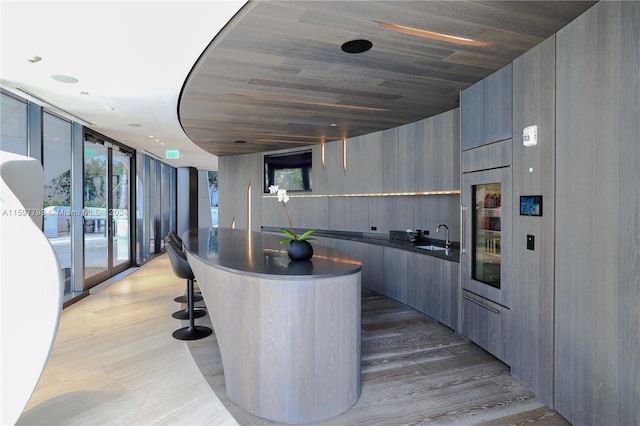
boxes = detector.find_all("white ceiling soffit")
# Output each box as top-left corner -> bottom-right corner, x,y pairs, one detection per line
0,1 -> 248,170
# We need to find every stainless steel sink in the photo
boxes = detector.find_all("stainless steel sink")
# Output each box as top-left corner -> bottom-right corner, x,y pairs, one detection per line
415,245 -> 449,251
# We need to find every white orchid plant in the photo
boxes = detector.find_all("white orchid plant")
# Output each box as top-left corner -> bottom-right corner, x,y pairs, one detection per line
268,185 -> 316,243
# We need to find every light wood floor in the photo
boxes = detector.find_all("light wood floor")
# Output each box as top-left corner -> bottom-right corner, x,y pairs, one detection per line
17,255 -> 237,426
17,254 -> 568,425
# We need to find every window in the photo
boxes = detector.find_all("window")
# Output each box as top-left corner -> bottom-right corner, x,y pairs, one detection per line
42,112 -> 72,294
0,92 -> 28,155
264,150 -> 312,193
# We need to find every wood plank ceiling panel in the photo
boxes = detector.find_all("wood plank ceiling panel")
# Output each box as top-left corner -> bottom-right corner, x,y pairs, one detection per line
178,0 -> 596,156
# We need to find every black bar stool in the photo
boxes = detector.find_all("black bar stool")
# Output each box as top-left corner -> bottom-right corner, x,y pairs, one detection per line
166,241 -> 212,341
167,238 -> 207,320
165,232 -> 203,304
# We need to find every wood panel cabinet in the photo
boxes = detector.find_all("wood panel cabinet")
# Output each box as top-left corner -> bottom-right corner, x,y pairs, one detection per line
398,109 -> 460,192
461,64 -> 512,151
361,244 -> 384,294
315,237 -> 383,294
483,65 -> 513,144
314,237 -> 459,331
415,108 -> 460,191
437,259 -> 459,331
414,254 -> 460,331
383,246 -> 459,330
382,247 -> 408,304
462,290 -> 510,363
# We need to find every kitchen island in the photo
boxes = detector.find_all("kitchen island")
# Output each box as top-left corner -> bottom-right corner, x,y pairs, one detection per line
182,227 -> 362,424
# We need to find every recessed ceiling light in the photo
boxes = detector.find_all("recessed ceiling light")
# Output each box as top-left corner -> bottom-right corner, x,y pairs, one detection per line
27,55 -> 42,64
51,74 -> 79,84
149,135 -> 154,138
330,123 -> 337,127
126,122 -> 142,127
341,39 -> 373,54
160,142 -> 165,145
105,106 -> 114,111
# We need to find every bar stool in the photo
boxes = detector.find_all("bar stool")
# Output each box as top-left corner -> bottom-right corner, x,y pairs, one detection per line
167,238 -> 207,320
166,241 -> 212,341
165,232 -> 203,304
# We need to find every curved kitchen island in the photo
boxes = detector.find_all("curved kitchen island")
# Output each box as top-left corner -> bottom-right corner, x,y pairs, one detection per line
182,227 -> 362,424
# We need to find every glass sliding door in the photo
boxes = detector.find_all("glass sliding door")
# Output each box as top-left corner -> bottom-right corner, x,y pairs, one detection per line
83,140 -> 109,283
43,112 -> 72,294
83,136 -> 133,286
112,149 -> 130,270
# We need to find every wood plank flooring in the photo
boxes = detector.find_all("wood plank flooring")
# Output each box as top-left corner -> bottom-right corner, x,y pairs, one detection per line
16,253 -> 568,425
188,290 -> 570,425
16,255 -> 237,426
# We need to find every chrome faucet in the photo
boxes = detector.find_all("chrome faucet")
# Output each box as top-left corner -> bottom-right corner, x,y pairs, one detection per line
436,224 -> 451,248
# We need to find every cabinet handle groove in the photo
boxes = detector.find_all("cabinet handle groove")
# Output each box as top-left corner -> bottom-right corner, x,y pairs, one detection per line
463,294 -> 500,313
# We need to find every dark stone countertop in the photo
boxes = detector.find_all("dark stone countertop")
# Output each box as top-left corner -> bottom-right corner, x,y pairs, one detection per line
262,227 -> 460,263
182,227 -> 362,279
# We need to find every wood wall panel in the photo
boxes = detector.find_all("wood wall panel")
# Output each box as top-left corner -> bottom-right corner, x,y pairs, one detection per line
227,109 -> 462,238
346,134 -> 382,194
554,2 -> 639,423
381,128 -> 399,194
320,137 -> 346,195
412,195 -> 460,241
219,154 -> 253,229
327,196 -> 370,232
369,196 -> 416,236
555,9 -> 602,421
397,123 -> 417,192
618,3 -> 640,425
510,36 -> 556,407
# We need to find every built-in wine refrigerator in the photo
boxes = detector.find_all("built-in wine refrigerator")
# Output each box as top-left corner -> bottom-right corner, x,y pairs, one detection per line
461,166 -> 512,309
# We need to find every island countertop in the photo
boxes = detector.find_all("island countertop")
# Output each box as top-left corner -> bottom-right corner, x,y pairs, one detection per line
182,227 -> 362,279
181,227 -> 362,424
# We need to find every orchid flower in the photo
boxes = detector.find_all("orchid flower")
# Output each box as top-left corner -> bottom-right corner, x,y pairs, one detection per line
268,185 -> 316,243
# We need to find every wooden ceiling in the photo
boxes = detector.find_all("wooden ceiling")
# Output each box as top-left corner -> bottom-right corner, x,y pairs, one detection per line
178,0 -> 596,156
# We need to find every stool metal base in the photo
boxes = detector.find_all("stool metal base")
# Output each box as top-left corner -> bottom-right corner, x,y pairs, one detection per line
172,326 -> 212,341
172,309 -> 206,320
174,293 -> 202,303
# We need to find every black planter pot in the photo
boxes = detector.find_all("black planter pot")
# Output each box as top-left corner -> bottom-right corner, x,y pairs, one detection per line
287,240 -> 313,261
